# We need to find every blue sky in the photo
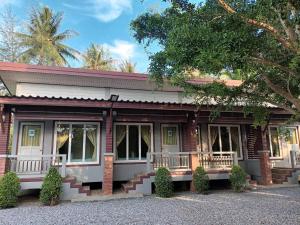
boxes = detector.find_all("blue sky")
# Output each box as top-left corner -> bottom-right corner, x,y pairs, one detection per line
0,0 -> 170,73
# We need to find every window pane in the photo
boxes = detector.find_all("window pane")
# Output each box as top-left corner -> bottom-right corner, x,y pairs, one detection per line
286,128 -> 298,144
85,125 -> 98,162
220,127 -> 230,152
21,125 -> 41,147
141,125 -> 151,159
230,127 -> 241,158
163,127 -> 177,145
210,126 -> 220,152
270,127 -> 280,157
116,125 -> 126,160
56,124 -> 70,160
129,125 -> 139,160
71,124 -> 84,162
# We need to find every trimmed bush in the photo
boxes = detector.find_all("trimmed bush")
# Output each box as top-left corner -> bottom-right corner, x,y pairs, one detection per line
154,167 -> 173,198
230,165 -> 247,192
193,166 -> 209,194
0,172 -> 20,209
40,167 -> 62,206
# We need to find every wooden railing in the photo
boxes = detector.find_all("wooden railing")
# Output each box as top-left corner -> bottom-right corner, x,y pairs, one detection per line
0,154 -> 67,177
147,151 -> 238,172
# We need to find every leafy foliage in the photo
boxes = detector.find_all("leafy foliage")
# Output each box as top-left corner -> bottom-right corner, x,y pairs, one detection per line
17,6 -> 79,66
229,165 -> 247,192
131,0 -> 300,124
82,43 -> 115,71
119,60 -> 136,73
193,166 -> 209,194
40,167 -> 62,206
0,172 -> 20,209
154,167 -> 173,198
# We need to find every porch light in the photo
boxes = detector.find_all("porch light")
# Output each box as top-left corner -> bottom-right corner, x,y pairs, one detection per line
1,114 -> 5,123
109,94 -> 119,102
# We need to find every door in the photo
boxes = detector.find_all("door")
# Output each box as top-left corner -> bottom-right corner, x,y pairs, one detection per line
285,127 -> 299,166
161,124 -> 180,153
18,122 -> 44,158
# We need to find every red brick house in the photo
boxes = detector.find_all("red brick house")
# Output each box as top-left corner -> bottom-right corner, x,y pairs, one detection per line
0,62 -> 299,199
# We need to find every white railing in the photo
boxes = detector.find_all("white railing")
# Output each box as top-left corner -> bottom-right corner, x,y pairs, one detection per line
0,154 -> 67,177
198,152 -> 238,170
147,151 -> 238,172
147,152 -> 191,172
290,150 -> 300,169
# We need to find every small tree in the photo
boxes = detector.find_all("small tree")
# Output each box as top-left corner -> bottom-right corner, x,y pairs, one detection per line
154,167 -> 173,198
230,165 -> 247,192
40,167 -> 62,206
193,166 -> 209,194
0,172 -> 20,209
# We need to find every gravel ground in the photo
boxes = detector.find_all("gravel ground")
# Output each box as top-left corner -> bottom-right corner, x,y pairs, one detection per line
0,187 -> 300,225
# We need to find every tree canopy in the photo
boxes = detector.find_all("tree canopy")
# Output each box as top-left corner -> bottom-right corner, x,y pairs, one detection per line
131,0 -> 300,125
119,60 -> 136,73
82,43 -> 115,71
17,6 -> 79,66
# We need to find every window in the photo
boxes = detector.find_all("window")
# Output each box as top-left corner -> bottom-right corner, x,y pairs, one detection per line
268,126 -> 299,158
208,125 -> 243,159
268,127 -> 281,158
21,124 -> 42,147
114,123 -> 153,161
162,126 -> 178,145
54,122 -> 99,164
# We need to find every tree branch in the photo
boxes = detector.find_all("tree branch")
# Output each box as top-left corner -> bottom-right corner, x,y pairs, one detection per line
262,75 -> 300,112
217,0 -> 297,53
272,6 -> 298,45
251,57 -> 298,77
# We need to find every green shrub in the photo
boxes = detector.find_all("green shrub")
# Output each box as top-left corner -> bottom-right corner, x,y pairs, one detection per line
230,165 -> 247,192
40,167 -> 62,206
0,172 -> 20,209
154,167 -> 173,198
193,166 -> 209,194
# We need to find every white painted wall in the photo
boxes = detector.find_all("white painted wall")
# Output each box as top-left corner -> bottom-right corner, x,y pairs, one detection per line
16,83 -> 193,103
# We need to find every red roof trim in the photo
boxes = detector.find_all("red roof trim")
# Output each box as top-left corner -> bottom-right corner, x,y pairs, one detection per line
0,62 -> 148,81
0,62 -> 242,86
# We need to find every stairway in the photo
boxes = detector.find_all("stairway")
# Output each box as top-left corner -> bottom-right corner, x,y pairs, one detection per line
271,168 -> 296,184
62,176 -> 91,200
122,172 -> 155,195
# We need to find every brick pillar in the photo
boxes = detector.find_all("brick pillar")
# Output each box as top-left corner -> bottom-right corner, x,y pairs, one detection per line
0,109 -> 11,176
258,127 -> 272,185
103,153 -> 114,195
103,110 -> 114,195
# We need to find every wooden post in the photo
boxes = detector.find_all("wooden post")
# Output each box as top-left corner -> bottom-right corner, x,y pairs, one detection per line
0,107 -> 11,176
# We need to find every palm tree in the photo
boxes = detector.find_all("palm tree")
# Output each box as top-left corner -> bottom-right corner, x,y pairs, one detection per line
119,60 -> 136,73
82,44 -> 115,71
17,7 -> 79,66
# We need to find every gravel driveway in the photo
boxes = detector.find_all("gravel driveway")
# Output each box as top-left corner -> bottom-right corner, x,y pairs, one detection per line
0,187 -> 299,225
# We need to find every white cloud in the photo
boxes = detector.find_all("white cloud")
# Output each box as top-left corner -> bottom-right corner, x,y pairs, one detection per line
63,0 -> 132,22
104,40 -> 136,60
0,0 -> 20,8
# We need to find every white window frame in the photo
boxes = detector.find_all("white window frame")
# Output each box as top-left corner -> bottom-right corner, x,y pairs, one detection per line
18,122 -> 44,152
53,122 -> 100,165
114,122 -> 154,163
208,124 -> 243,160
268,126 -> 299,159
